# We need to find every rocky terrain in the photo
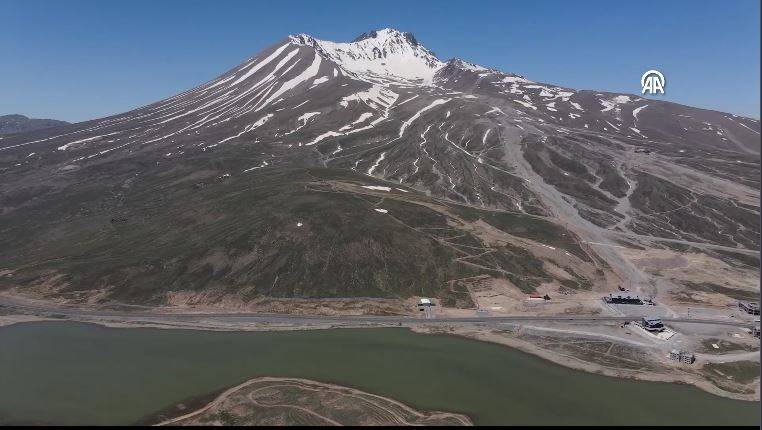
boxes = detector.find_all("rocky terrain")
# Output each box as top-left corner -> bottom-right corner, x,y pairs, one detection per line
0,114 -> 68,136
0,28 -> 758,310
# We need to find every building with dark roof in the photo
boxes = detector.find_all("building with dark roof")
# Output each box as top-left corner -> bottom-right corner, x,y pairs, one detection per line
604,292 -> 643,305
641,317 -> 664,332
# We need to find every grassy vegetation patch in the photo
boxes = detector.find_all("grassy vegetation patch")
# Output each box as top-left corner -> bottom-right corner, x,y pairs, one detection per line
1,166 -> 478,303
449,203 -> 591,262
682,282 -> 760,302
440,280 -> 476,308
703,361 -> 760,394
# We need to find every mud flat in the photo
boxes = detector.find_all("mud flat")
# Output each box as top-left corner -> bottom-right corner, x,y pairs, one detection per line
152,377 -> 471,426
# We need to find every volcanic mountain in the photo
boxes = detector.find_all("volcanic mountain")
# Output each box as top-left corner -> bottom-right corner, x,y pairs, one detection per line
0,28 -> 759,311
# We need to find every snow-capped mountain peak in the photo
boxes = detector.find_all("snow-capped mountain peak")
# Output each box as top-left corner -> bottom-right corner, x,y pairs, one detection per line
290,28 -> 445,84
351,28 -> 419,45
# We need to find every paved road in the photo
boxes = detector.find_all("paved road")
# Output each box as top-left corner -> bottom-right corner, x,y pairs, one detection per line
0,297 -> 755,328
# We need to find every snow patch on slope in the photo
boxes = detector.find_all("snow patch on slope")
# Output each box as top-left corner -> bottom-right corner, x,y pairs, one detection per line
341,85 -> 398,111
255,52 -> 322,111
232,44 -> 292,86
398,99 -> 451,137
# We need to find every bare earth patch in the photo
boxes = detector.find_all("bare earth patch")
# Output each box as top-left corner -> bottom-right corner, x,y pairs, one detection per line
155,377 -> 472,426
616,247 -> 759,307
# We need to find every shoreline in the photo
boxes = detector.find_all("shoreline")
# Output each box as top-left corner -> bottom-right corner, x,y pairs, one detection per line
1,312 -> 758,403
420,325 -> 760,403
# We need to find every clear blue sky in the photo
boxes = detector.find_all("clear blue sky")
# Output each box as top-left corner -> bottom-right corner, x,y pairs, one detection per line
2,0 -> 759,122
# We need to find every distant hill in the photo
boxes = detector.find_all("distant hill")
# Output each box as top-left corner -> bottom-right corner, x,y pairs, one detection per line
0,114 -> 69,135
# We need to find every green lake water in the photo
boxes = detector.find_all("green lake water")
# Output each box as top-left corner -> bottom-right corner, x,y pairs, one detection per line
0,321 -> 758,425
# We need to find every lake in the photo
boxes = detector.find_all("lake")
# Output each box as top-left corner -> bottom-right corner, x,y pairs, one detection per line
0,321 -> 758,425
